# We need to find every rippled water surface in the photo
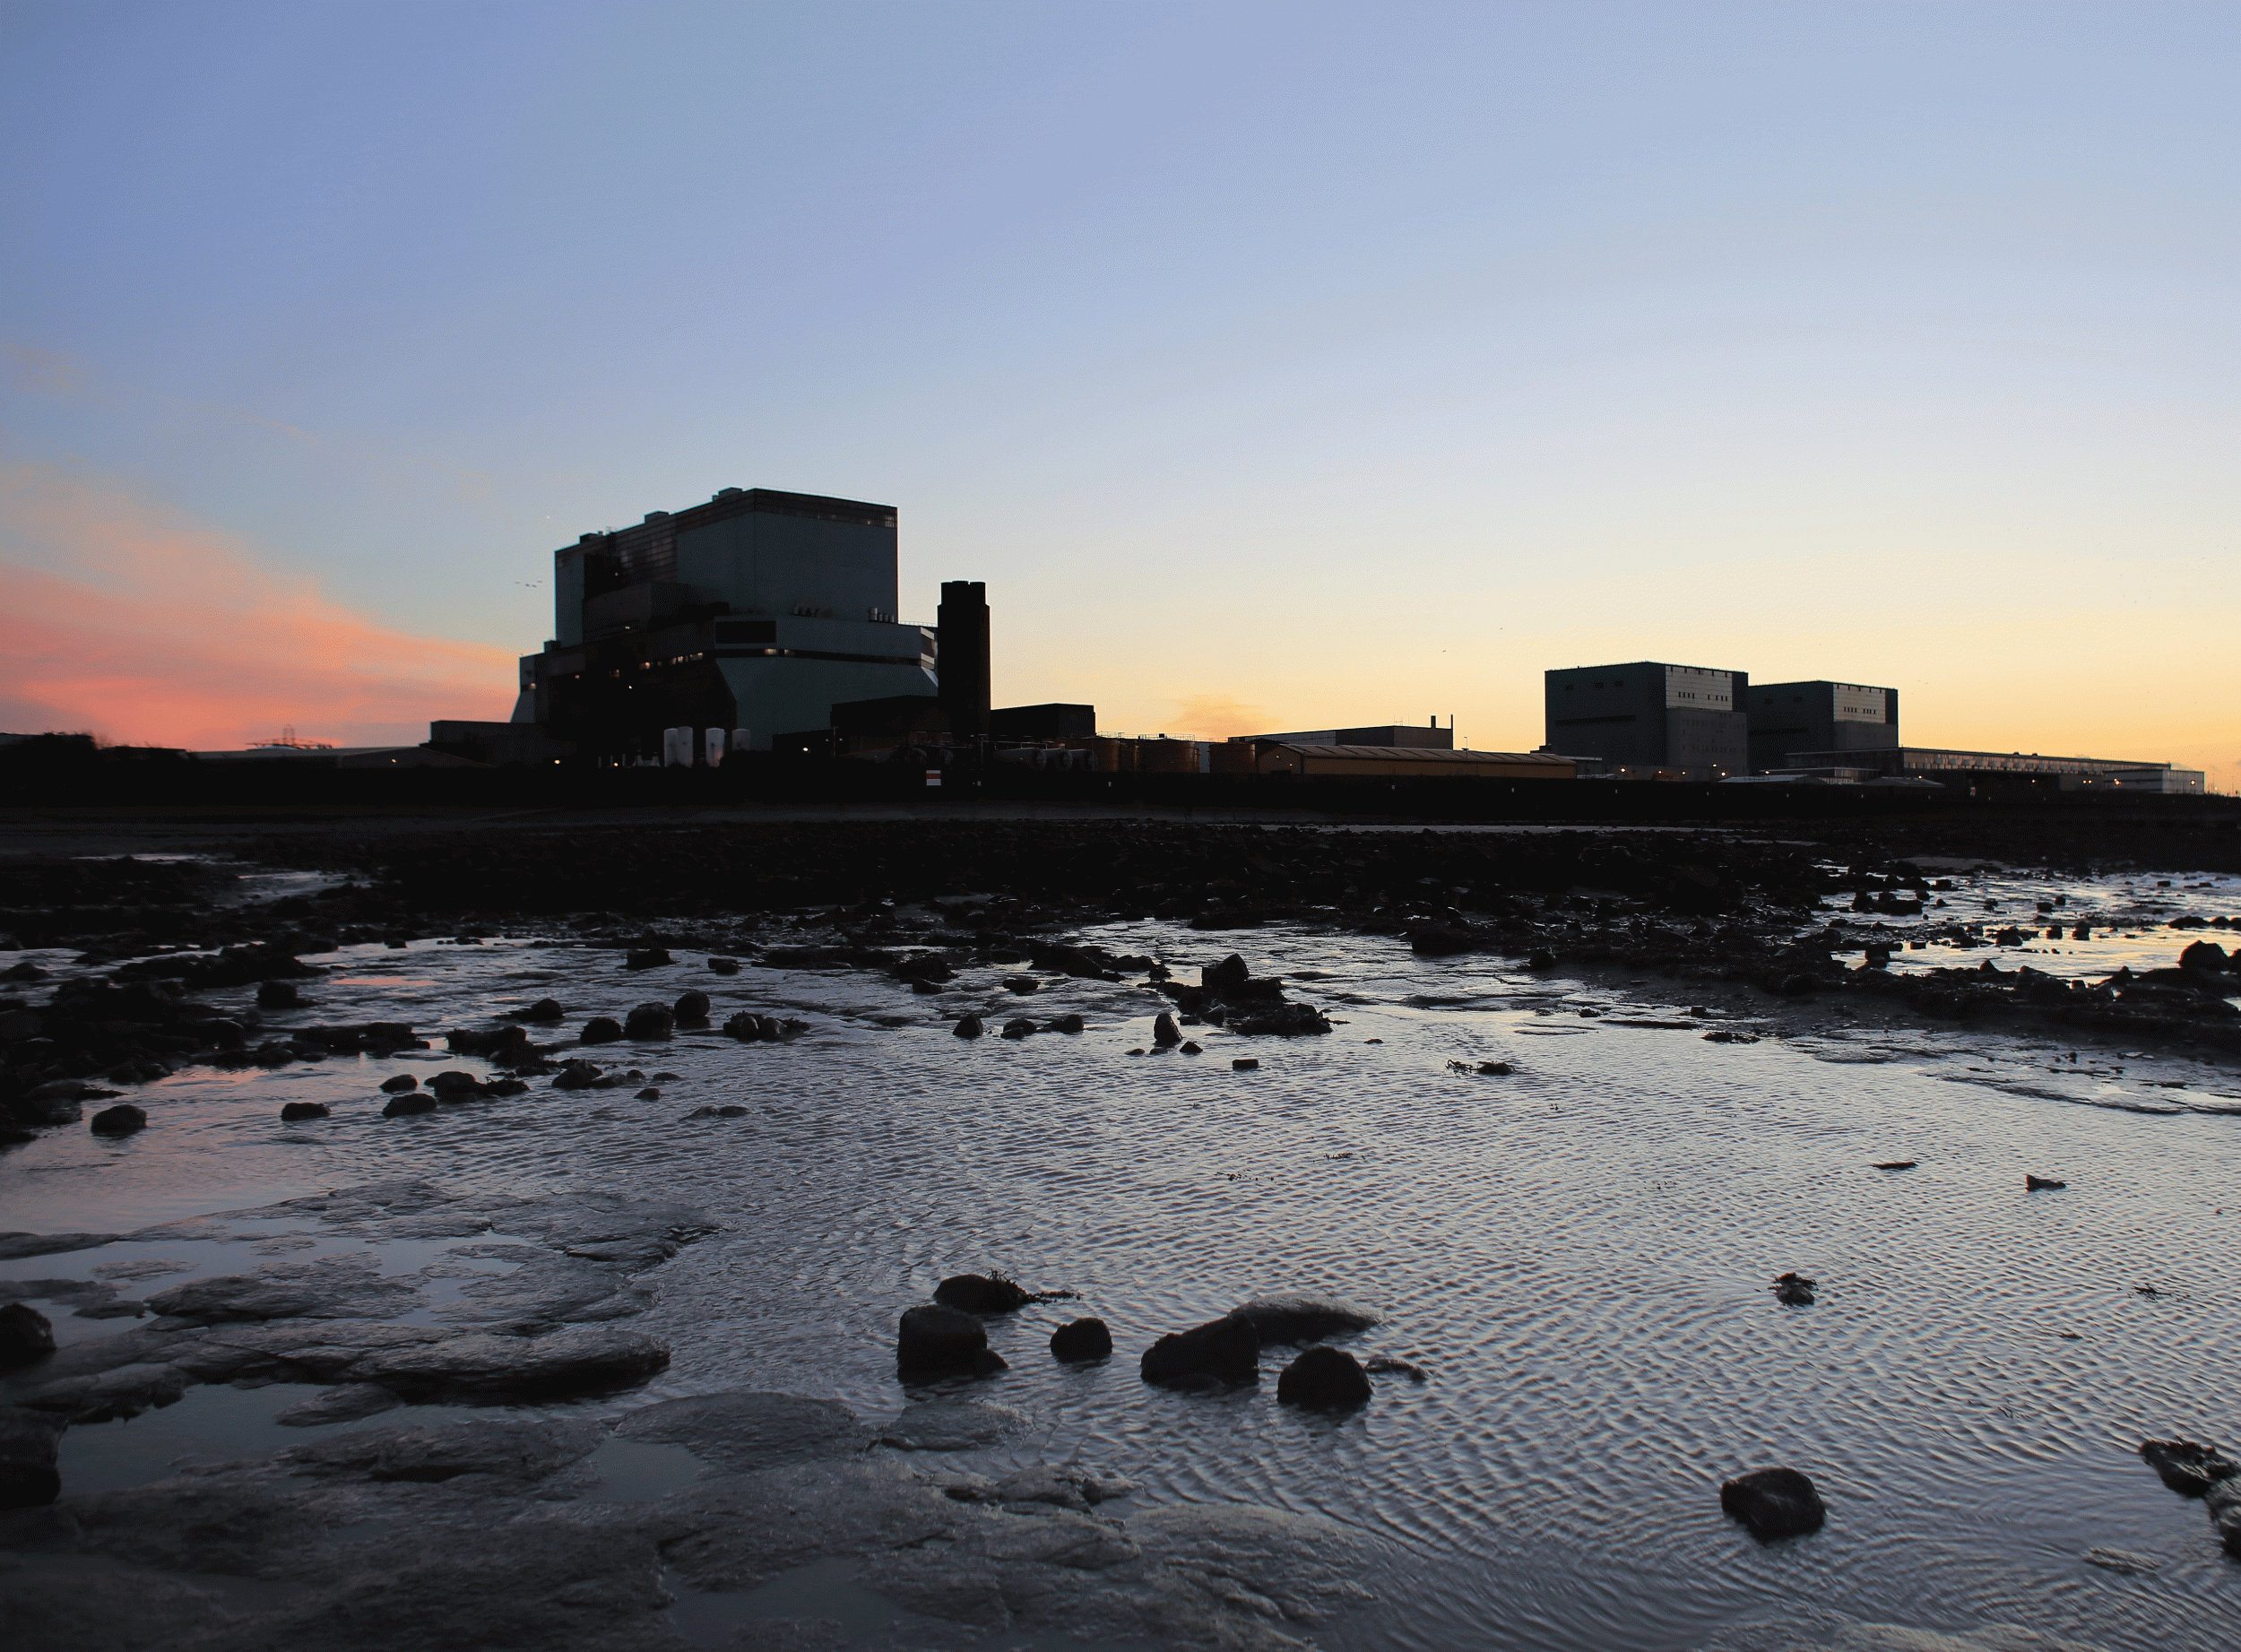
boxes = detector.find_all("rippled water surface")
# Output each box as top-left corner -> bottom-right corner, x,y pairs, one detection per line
4,866 -> 2240,1652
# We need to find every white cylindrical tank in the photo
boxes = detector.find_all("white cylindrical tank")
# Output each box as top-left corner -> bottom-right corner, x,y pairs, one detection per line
663,727 -> 694,766
729,728 -> 753,753
703,729 -> 726,767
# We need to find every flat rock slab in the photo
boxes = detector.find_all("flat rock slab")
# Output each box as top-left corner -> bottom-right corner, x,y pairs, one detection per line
614,1390 -> 874,1473
878,1399 -> 1035,1452
1231,1293 -> 1380,1344
146,1256 -> 424,1325
651,1457 -> 971,1591
278,1417 -> 605,1483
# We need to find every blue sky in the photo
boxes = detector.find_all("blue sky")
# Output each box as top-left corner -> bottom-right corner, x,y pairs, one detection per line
2,2 -> 2235,778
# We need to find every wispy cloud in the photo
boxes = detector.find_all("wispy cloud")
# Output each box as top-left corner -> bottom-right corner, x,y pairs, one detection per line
0,460 -> 513,748
1167,692 -> 1267,740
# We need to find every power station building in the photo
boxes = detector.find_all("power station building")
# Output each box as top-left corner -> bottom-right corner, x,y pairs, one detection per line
1543,662 -> 1750,780
510,487 -> 945,759
1745,680 -> 1900,772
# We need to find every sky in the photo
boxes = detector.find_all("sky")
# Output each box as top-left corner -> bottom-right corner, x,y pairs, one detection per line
1,1 -> 2234,783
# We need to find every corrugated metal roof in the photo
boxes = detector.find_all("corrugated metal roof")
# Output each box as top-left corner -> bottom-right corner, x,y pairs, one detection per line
1282,746 -> 1572,765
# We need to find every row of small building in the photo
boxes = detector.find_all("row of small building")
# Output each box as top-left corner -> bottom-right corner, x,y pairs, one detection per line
194,480 -> 2197,792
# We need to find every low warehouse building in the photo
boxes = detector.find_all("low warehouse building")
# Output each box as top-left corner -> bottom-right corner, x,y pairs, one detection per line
1255,745 -> 1576,780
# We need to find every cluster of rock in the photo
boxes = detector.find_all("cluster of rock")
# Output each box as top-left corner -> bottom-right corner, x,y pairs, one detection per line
2139,1438 -> 2241,1556
896,1276 -> 1408,1416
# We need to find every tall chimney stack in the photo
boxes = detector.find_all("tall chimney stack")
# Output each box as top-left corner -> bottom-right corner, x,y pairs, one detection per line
937,580 -> 991,739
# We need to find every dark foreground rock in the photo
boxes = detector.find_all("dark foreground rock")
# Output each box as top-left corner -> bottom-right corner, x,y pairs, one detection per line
1720,1466 -> 1827,1538
933,1273 -> 1033,1313
2138,1437 -> 2238,1496
1140,1312 -> 1259,1390
1233,1293 -> 1380,1343
1276,1345 -> 1372,1412
896,1304 -> 1008,1378
0,1304 -> 56,1371
1050,1317 -> 1113,1362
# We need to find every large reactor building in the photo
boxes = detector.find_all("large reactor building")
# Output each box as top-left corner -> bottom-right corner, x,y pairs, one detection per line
512,486 -> 961,760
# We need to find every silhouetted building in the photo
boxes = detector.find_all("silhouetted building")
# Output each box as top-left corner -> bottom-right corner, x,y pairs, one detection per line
937,580 -> 991,740
990,703 -> 1095,740
1544,662 -> 1749,780
518,487 -> 939,758
1746,680 -> 1899,772
1254,746 -> 1575,780
1782,746 -> 2204,791
1234,721 -> 1454,749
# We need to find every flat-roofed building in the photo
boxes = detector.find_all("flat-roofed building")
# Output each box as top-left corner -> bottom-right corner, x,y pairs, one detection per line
1236,722 -> 1453,749
1255,745 -> 1575,780
1746,680 -> 1899,772
1544,662 -> 1748,780
1782,746 -> 2203,792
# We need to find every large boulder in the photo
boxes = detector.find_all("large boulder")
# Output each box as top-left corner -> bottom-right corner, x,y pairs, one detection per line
896,1304 -> 1007,1379
0,1304 -> 56,1372
1230,1001 -> 1332,1036
2139,1438 -> 2238,1496
88,1104 -> 146,1136
1720,1466 -> 1827,1538
1140,1312 -> 1259,1390
622,1003 -> 674,1039
1276,1345 -> 1372,1412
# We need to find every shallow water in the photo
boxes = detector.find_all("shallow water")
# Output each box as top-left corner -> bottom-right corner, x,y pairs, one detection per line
4,869 -> 2240,1651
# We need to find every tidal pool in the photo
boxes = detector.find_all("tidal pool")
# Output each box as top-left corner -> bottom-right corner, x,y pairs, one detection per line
4,876 -> 2238,1651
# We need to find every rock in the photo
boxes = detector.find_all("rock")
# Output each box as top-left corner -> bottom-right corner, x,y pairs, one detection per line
278,1416 -> 604,1483
708,957 -> 741,974
623,1003 -> 674,1039
255,979 -> 307,1008
1363,1355 -> 1428,1380
1230,1002 -> 1331,1035
1232,1058 -> 1259,1071
273,1382 -> 404,1425
1000,1017 -> 1036,1040
2177,940 -> 2230,974
1773,1272 -> 1817,1306
2026,1174 -> 2067,1190
1152,1012 -> 1182,1046
934,1274 -> 1033,1314
673,990 -> 711,1022
1233,1293 -> 1380,1343
345,1325 -> 671,1400
952,1014 -> 983,1039
88,1104 -> 146,1135
896,1304 -> 1008,1379
581,1016 -> 623,1043
1002,975 -> 1040,994
1527,949 -> 1556,970
2138,1438 -> 2238,1496
521,996 -> 566,1020
1050,1013 -> 1085,1034
1180,1040 -> 1202,1054
0,1233 -> 117,1260
426,1069 -> 485,1096
878,1398 -> 1033,1451
617,1389 -> 873,1471
635,1087 -> 662,1100
0,1303 -> 56,1371
280,1101 -> 330,1121
685,1104 -> 750,1119
1720,1466 -> 1827,1538
145,1255 -> 422,1324
383,1092 -> 438,1117
2081,1546 -> 2162,1575
1050,1318 -> 1113,1362
1477,1060 -> 1511,1075
1276,1345 -> 1372,1412
378,1073 -> 420,1093
1872,1160 -> 1917,1171
1140,1311 -> 1259,1390
626,947 -> 673,970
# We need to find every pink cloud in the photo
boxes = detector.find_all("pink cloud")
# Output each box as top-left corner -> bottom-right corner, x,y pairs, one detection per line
0,461 -> 514,749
